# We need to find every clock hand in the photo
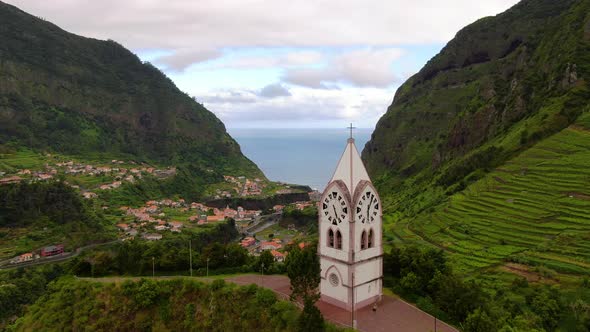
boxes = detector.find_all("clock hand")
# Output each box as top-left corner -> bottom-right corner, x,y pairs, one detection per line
332,205 -> 338,222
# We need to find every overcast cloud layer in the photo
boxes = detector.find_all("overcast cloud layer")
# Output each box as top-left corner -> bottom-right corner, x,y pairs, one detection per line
8,0 -> 521,128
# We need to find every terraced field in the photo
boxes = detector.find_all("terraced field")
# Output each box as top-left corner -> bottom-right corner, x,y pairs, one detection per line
391,122 -> 590,278
0,149 -> 48,172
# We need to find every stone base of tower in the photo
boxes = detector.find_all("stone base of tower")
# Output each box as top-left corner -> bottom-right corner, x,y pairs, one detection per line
320,293 -> 382,312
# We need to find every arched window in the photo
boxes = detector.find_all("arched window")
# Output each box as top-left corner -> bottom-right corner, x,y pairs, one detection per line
328,229 -> 334,248
368,229 -> 374,248
336,230 -> 342,249
361,230 -> 367,250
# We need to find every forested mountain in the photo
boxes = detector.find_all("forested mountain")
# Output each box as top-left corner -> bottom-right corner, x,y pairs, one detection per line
0,1 -> 262,177
363,0 -> 589,210
363,1 -> 590,329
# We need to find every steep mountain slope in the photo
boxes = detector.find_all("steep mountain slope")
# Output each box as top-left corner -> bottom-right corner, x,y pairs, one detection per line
363,0 -> 590,215
390,114 -> 590,277
0,1 -> 262,177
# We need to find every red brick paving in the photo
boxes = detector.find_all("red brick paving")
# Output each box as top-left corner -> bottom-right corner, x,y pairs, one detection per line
227,275 -> 458,332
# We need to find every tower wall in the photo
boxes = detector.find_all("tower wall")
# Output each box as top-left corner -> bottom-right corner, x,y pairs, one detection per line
318,138 -> 383,311
320,259 -> 350,308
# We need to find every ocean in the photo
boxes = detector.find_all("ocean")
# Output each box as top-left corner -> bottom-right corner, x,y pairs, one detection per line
228,128 -> 373,191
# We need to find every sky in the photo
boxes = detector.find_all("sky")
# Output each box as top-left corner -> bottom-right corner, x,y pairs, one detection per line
8,0 -> 520,129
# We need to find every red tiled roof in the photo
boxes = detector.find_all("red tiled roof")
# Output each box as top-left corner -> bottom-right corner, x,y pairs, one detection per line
270,250 -> 284,257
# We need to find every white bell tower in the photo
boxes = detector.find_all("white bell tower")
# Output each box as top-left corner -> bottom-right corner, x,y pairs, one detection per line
318,129 -> 383,311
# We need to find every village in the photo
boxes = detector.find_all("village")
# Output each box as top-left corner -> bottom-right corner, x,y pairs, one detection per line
1,155 -> 319,267
4,195 -> 317,266
114,197 -> 316,263
0,156 -> 304,200
0,157 -> 176,197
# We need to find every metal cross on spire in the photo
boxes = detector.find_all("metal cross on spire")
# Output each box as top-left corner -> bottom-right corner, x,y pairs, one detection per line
347,123 -> 357,139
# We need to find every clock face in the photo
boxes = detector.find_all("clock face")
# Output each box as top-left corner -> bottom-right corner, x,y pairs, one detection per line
321,189 -> 349,225
355,187 -> 379,224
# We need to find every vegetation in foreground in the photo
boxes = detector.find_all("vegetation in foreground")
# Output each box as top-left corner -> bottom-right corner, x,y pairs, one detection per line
11,277 -> 301,331
2,244 -> 338,332
384,245 -> 590,331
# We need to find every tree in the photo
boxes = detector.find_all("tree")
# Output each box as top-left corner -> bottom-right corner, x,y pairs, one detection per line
400,272 -> 420,294
202,243 -> 226,269
285,244 -> 320,304
298,297 -> 325,332
463,308 -> 498,332
258,250 -> 274,272
529,287 -> 562,331
225,243 -> 249,267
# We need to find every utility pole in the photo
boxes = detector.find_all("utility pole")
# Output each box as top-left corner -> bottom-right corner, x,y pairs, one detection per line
189,240 -> 193,277
152,257 -> 155,277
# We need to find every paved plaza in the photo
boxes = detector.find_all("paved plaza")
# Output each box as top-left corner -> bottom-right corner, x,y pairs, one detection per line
227,275 -> 458,332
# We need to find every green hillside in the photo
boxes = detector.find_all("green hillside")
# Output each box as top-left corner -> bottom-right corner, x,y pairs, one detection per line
390,115 -> 590,279
364,0 -> 590,327
364,0 -> 590,261
11,278 -> 305,331
0,1 -> 262,178
363,0 -> 590,217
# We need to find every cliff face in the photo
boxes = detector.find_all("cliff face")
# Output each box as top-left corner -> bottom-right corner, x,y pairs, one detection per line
0,1 -> 262,177
363,0 -> 590,197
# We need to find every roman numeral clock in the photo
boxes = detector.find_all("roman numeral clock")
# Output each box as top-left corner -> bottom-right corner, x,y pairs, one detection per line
318,136 -> 383,311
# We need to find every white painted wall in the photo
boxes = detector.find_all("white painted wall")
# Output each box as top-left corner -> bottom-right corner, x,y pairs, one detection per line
321,263 -> 349,303
353,258 -> 382,285
354,278 -> 381,304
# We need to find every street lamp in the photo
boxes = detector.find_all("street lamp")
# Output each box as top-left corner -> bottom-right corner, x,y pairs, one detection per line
152,257 -> 155,277
261,262 -> 265,287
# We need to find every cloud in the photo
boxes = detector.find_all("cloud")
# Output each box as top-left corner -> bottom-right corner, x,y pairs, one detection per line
200,86 -> 394,127
155,49 -> 222,71
283,69 -> 336,89
258,83 -> 291,98
9,0 -> 521,51
283,48 -> 403,88
198,50 -> 324,71
199,91 -> 258,104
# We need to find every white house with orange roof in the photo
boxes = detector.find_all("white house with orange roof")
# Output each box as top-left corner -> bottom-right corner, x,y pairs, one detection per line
270,250 -> 285,262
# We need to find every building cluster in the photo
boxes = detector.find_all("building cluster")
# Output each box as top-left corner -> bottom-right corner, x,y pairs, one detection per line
0,170 -> 55,185
239,237 -> 308,263
0,159 -> 176,194
219,175 -> 267,198
115,198 -> 263,241
240,237 -> 285,262
8,244 -> 64,265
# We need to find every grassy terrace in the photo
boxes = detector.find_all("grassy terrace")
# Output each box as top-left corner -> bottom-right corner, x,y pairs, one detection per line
391,123 -> 590,280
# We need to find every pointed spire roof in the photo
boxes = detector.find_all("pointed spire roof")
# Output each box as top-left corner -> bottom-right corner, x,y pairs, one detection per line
329,138 -> 371,195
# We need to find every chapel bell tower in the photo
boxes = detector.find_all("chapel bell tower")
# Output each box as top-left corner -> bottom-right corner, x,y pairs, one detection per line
318,130 -> 383,311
